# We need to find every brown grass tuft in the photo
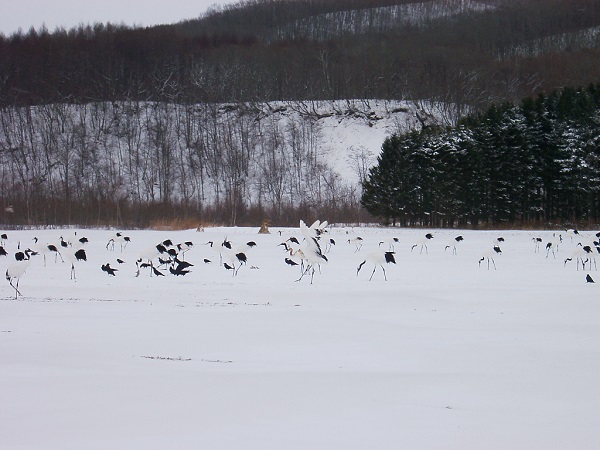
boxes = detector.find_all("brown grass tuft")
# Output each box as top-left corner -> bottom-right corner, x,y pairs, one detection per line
148,217 -> 207,231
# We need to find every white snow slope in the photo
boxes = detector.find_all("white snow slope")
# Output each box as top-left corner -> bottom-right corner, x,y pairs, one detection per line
1,225 -> 599,449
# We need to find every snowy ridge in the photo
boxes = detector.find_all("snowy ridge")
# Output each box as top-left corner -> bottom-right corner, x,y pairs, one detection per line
275,0 -> 495,41
0,99 -> 443,209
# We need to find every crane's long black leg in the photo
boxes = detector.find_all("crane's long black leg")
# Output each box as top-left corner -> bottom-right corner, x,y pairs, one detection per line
296,264 -> 310,282
9,279 -> 22,298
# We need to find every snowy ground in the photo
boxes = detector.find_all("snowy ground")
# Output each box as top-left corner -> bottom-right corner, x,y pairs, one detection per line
1,225 -> 599,449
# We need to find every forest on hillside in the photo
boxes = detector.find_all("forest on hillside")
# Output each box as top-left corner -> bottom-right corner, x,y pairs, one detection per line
1,0 -> 600,227
2,0 -> 600,111
0,99 -> 415,227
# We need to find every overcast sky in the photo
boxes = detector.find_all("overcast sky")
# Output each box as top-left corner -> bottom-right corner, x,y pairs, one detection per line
1,0 -> 241,36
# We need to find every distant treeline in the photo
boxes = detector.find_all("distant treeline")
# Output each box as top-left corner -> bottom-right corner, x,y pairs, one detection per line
1,0 -> 600,112
361,84 -> 600,228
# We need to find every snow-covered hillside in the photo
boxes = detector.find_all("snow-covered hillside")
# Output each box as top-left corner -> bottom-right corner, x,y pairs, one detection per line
0,99 -> 442,219
264,99 -> 434,184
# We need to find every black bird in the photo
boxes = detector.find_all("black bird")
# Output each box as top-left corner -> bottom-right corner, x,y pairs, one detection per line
47,244 -> 64,263
169,265 -> 189,276
74,249 -> 87,261
117,258 -> 125,264
586,274 -> 595,283
246,241 -> 257,248
493,245 -> 502,254
288,237 -> 300,245
0,245 -> 7,256
152,265 -> 165,277
158,257 -> 171,266
284,257 -> 299,267
101,263 -> 117,276
78,236 -> 89,244
236,252 -> 247,265
203,258 -> 211,264
223,262 -> 235,273
173,258 -> 193,270
135,260 -> 162,278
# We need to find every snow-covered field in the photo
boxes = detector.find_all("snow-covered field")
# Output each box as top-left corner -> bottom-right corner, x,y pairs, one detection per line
1,225 -> 599,449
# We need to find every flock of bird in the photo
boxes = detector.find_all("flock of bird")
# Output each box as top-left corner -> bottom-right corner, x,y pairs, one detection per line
1,223 -> 599,298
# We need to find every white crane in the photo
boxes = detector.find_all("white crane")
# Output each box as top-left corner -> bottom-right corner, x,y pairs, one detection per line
32,237 -> 63,265
106,232 -> 131,251
532,237 -> 542,253
64,248 -> 87,280
411,233 -> 434,254
565,228 -> 580,243
221,248 -> 248,276
308,219 -> 328,236
379,236 -> 399,252
444,235 -> 464,255
357,251 -> 396,281
6,249 -> 36,298
564,244 -> 595,271
347,236 -> 364,252
296,220 -> 328,284
479,246 -> 500,270
545,240 -> 558,259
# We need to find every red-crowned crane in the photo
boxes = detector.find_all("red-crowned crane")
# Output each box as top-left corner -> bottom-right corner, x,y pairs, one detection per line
296,220 -> 328,284
357,251 -> 396,281
6,249 -> 37,298
412,233 -> 434,254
